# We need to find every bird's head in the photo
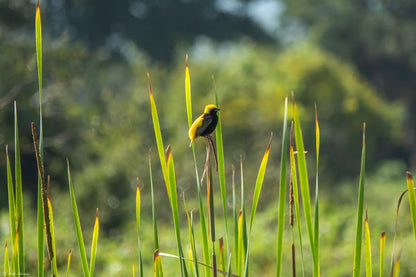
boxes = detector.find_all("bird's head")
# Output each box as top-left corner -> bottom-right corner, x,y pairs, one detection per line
204,104 -> 220,114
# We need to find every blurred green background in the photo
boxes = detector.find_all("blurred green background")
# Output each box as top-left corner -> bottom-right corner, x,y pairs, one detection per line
1,0 -> 416,275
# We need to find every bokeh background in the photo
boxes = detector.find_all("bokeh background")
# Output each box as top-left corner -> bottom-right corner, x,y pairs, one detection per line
1,0 -> 416,275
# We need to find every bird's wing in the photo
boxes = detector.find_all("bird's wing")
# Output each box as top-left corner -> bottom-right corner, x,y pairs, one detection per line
189,115 -> 204,141
194,114 -> 213,137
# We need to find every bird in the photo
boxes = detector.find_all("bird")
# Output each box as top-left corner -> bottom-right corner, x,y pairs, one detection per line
189,104 -> 220,146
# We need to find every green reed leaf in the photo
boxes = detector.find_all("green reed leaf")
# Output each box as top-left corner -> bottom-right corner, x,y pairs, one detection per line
364,210 -> 372,277
67,161 -> 89,277
380,232 -> 385,277
90,209 -> 99,277
184,60 -> 211,276
136,180 -> 144,277
292,94 -> 317,275
406,172 -> 416,241
47,197 -> 57,276
353,123 -> 366,277
276,97 -> 288,277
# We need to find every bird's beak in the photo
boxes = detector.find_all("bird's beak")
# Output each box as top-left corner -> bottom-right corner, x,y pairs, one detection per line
216,108 -> 220,111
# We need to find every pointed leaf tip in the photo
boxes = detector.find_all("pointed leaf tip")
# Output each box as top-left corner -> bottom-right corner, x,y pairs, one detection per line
267,132 -> 273,149
147,73 -> 153,95
211,74 -> 217,90
165,145 -> 172,164
291,91 -> 295,103
154,249 -> 160,262
186,54 -> 189,66
365,207 -> 368,221
96,208 -> 99,218
406,171 -> 413,181
381,231 -> 385,239
137,177 -> 140,188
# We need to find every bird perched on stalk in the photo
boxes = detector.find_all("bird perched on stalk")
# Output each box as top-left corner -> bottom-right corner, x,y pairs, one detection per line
189,104 -> 220,146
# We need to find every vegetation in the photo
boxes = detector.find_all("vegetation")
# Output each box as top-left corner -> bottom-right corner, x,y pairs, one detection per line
2,1 -> 416,276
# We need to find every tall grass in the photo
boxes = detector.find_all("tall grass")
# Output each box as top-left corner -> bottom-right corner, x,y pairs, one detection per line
353,123 -> 366,277
3,3 -> 416,276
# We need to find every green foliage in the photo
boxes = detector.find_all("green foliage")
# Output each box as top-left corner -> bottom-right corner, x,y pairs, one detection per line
1,4 -> 415,275
353,124 -> 366,277
67,163 -> 90,277
293,97 -> 318,276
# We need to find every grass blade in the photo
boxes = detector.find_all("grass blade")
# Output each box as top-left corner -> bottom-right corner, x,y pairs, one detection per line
405,172 -> 416,240
292,94 -> 317,275
148,75 -> 188,274
13,102 -> 24,275
364,209 -> 372,277
166,146 -> 188,276
67,161 -> 89,277
240,157 -> 248,276
4,242 -> 9,276
35,1 -> 45,275
184,201 -> 199,277
390,188 -> 408,276
147,74 -> 169,195
35,0 -> 42,101
12,231 -> 19,274
249,134 -> 272,231
206,145 -> 215,244
380,232 -> 385,277
290,122 -> 305,277
66,250 -> 72,277
236,211 -> 244,276
244,135 -> 272,276
136,179 -> 144,277
206,157 -> 217,277
47,194 -> 57,276
149,150 -> 160,250
232,165 -> 238,270
313,105 -> 320,274
185,55 -> 193,128
6,147 -> 16,262
219,238 -> 225,272
89,208 -> 99,277
392,256 -> 400,277
213,76 -> 229,259
353,123 -> 366,277
154,250 -> 164,277
276,97 -> 288,277
184,59 -> 211,276
226,253 -> 232,277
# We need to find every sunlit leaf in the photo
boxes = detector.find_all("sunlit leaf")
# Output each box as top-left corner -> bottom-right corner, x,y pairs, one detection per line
90,209 -> 100,277
136,179 -> 143,277
66,250 -> 72,277
405,172 -> 416,240
67,161 -> 89,277
47,196 -> 57,276
292,93 -> 318,275
364,210 -> 372,277
380,232 -> 385,277
353,123 -> 366,277
276,97 -> 288,277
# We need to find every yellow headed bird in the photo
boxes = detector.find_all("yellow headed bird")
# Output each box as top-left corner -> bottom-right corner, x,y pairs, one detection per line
189,104 -> 220,146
